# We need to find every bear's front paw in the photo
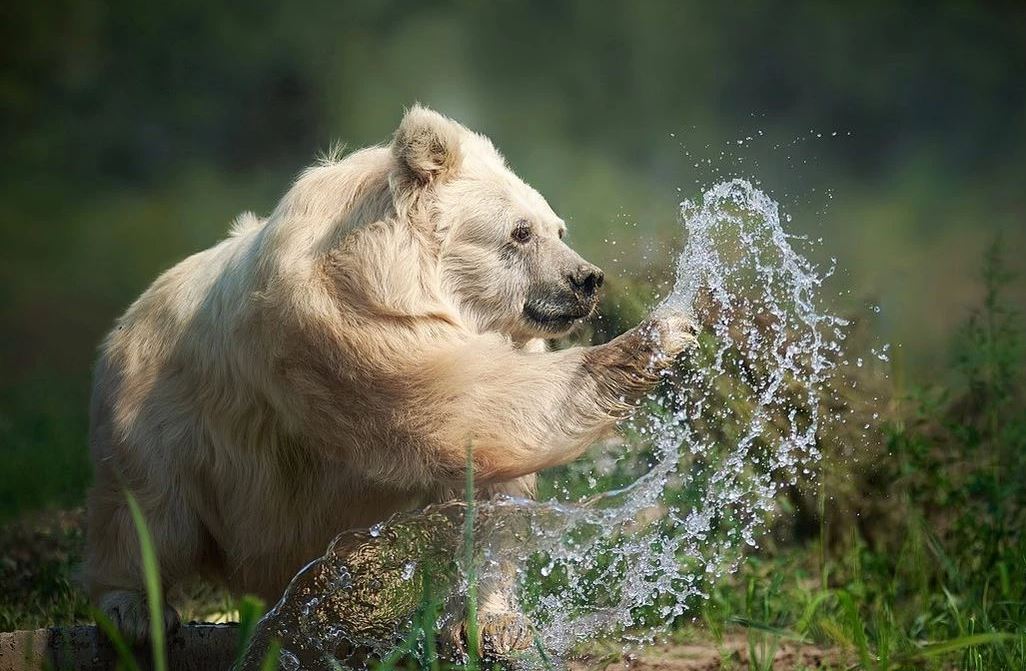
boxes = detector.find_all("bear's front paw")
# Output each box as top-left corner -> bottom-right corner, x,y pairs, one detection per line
645,312 -> 700,360
445,611 -> 534,661
98,590 -> 181,645
478,611 -> 533,657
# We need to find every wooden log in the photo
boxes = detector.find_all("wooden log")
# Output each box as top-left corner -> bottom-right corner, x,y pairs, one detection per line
0,624 -> 239,671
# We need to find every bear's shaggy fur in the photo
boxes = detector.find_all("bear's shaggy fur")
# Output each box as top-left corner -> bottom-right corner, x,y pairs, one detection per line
84,106 -> 695,650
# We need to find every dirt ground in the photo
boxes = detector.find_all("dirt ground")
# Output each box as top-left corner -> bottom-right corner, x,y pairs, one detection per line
569,637 -> 844,671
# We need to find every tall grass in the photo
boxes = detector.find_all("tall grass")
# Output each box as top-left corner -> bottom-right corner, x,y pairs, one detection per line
702,240 -> 1025,669
463,442 -> 480,669
123,491 -> 167,671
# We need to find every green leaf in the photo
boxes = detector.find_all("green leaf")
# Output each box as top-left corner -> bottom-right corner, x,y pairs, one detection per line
463,441 -> 479,669
907,632 -> 1015,660
258,639 -> 281,671
236,595 -> 266,661
91,608 -> 142,671
728,616 -> 809,644
124,490 -> 167,671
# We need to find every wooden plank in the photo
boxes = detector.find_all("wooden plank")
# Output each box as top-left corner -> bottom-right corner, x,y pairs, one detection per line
0,625 -> 239,671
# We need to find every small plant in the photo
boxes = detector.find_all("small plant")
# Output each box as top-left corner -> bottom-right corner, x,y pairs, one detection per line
236,595 -> 267,661
463,442 -> 480,670
123,491 -> 167,671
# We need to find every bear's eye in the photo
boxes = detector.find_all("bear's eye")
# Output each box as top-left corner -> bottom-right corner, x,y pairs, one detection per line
511,222 -> 533,244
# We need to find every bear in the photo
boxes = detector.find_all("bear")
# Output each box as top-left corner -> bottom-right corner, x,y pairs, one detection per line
83,105 -> 697,656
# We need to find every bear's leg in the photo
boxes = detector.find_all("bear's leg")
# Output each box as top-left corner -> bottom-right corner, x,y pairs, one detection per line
85,469 -> 203,644
475,566 -> 533,657
444,476 -> 536,659
443,559 -> 533,660
480,476 -> 535,656
409,313 -> 698,487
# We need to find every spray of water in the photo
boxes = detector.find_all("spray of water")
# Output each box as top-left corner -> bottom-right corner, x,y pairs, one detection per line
237,179 -> 847,671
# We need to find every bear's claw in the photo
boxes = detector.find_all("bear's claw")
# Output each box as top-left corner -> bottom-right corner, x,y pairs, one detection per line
478,611 -> 534,656
446,611 -> 534,661
98,590 -> 181,645
645,312 -> 700,359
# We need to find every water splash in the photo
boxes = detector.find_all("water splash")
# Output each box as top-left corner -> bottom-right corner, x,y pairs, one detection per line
237,179 -> 846,670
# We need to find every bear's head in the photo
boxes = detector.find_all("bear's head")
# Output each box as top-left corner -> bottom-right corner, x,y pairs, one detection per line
391,105 -> 603,341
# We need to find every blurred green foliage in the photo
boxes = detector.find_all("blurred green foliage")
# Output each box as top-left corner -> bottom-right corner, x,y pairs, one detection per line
1,2 -> 1025,525
703,243 -> 1026,669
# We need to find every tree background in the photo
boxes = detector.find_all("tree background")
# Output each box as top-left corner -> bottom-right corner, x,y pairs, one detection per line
2,0 -> 1025,518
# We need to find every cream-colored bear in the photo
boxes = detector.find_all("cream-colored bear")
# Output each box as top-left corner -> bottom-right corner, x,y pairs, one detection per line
84,105 -> 696,654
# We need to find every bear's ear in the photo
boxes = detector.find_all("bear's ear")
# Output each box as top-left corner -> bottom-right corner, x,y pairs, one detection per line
392,105 -> 463,185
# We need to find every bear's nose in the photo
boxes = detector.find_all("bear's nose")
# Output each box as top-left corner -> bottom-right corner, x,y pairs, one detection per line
568,263 -> 605,295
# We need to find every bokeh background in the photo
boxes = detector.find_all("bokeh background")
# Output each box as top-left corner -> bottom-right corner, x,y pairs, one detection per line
2,1 -> 1024,520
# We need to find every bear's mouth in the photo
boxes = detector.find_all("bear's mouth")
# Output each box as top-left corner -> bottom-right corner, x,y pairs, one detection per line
523,299 -> 593,332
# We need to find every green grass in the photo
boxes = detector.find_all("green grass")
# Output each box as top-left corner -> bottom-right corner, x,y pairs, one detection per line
124,490 -> 168,671
700,534 -> 1022,670
692,240 -> 1026,669
462,442 -> 480,670
0,510 -> 90,631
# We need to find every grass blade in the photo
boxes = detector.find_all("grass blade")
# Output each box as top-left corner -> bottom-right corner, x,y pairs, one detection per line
906,632 -> 1015,660
534,633 -> 556,671
836,590 -> 873,670
258,639 -> 281,671
728,616 -> 810,644
236,595 -> 266,662
463,440 -> 479,670
92,608 -> 142,671
124,490 -> 167,671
